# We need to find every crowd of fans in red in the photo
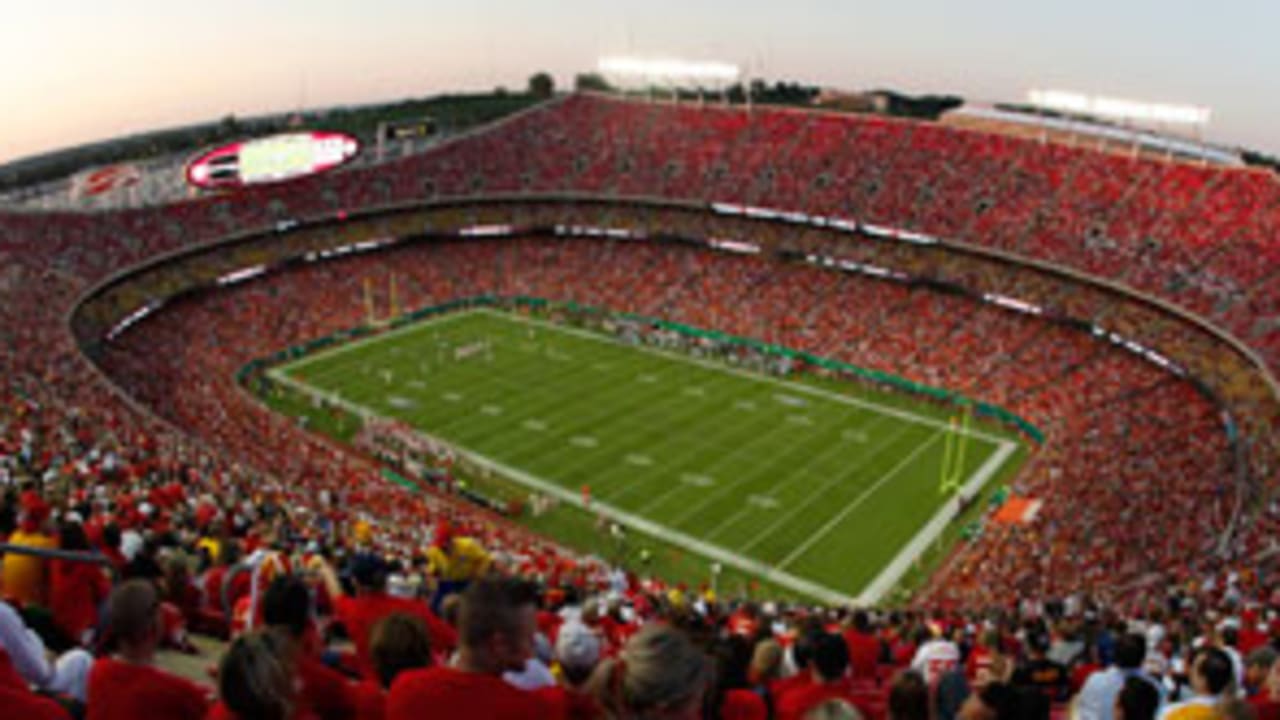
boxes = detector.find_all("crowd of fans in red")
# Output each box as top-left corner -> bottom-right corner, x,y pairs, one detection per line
418,95 -> 1280,379
0,91 -> 1277,719
5,93 -> 1275,371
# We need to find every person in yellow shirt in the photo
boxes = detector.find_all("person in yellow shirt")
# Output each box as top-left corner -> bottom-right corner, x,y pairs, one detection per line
446,536 -> 491,581
2,497 -> 56,606
423,532 -> 491,613
426,535 -> 492,583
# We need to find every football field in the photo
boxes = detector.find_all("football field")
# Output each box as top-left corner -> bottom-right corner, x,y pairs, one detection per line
272,308 -> 1021,604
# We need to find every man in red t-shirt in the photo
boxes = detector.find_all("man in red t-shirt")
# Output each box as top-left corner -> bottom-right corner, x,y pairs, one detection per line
774,633 -> 874,720
86,580 -> 211,720
387,577 -> 554,720
318,553 -> 456,679
201,540 -> 248,618
843,610 -> 881,680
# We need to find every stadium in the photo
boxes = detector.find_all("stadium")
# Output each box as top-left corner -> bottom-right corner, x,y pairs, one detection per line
1,17 -> 1278,720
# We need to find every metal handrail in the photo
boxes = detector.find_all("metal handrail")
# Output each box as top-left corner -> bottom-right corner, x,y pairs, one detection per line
0,543 -> 114,567
0,543 -> 119,585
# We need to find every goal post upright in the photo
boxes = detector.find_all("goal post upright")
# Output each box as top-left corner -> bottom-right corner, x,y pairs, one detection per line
389,273 -> 399,320
363,277 -> 376,325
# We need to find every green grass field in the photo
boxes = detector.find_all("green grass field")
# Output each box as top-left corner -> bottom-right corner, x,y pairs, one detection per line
272,308 -> 1023,604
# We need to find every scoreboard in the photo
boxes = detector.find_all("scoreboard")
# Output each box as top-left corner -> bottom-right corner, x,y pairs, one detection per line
382,118 -> 437,141
186,132 -> 359,190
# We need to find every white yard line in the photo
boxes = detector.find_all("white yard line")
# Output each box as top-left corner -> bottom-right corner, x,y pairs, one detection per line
425,350 -> 640,447
475,308 -> 1007,444
404,325 -> 732,463
269,308 -> 1022,604
286,305 -> 1007,445
736,421 -> 920,555
456,446 -> 863,605
775,433 -> 944,570
855,440 -> 1017,605
598,385 -> 791,505
301,316 -> 545,407
269,369 -> 372,418
507,369 -> 747,486
699,406 -> 892,542
286,310 -> 478,373
631,399 -> 828,518
270,365 -> 858,605
670,407 -> 894,529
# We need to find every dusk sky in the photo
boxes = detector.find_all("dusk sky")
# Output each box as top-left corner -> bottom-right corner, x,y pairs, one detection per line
2,0 -> 1276,163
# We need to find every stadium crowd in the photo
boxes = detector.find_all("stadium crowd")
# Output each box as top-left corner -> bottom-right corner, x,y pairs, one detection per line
7,93 -> 1275,375
0,91 -> 1278,719
398,94 -> 1280,379
12,94 -> 1277,370
92,234 -> 1244,600
4,442 -> 1280,720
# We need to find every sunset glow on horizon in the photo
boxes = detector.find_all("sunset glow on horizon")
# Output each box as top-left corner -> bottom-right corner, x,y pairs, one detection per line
3,0 -> 1276,163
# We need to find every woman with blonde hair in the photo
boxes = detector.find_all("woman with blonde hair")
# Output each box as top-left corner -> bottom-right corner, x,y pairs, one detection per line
749,639 -> 784,687
588,623 -> 710,719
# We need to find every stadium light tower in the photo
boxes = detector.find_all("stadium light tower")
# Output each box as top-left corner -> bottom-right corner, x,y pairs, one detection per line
598,56 -> 741,99
1027,89 -> 1211,126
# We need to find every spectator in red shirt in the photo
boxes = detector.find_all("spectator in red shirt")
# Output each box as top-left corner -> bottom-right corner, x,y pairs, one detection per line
162,553 -> 202,632
746,638 -> 786,715
774,633 -> 873,720
966,629 -> 1000,684
98,524 -> 127,575
1238,614 -> 1269,657
86,580 -> 211,720
386,577 -> 552,720
1247,655 -> 1280,720
587,623 -> 710,720
844,611 -> 882,681
208,629 -> 311,720
199,540 -> 247,633
318,553 -> 456,679
353,613 -> 435,720
50,521 -> 110,647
